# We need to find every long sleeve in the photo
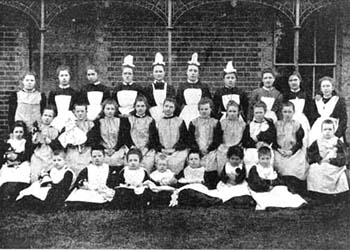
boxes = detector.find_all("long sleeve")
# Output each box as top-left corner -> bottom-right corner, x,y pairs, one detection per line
247,166 -> 271,192
242,124 -> 257,148
213,90 -> 223,119
147,119 -> 160,150
240,91 -> 249,121
73,168 -> 88,189
271,91 -> 283,120
235,166 -> 247,184
40,93 -> 47,114
290,125 -> 304,154
106,167 -> 119,189
116,168 -> 126,186
8,91 -> 17,130
51,171 -> 73,191
207,121 -> 222,152
307,141 -> 322,165
204,170 -> 219,190
332,97 -> 347,140
256,119 -> 277,146
187,121 -> 199,150
173,121 -> 188,151
48,91 -> 55,106
329,140 -> 347,167
116,117 -> 132,150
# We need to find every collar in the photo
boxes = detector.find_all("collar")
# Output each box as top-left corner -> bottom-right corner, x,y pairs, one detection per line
22,88 -> 36,93
135,113 -> 146,118
253,119 -> 266,123
93,81 -> 101,86
123,81 -> 134,86
163,114 -> 176,119
153,80 -> 165,84
290,88 -> 300,93
262,86 -> 273,91
187,79 -> 199,84
59,84 -> 70,89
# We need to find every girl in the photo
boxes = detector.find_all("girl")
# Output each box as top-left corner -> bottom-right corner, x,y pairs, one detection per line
249,68 -> 283,122
156,97 -> 188,174
48,65 -> 78,131
216,146 -> 256,208
112,55 -> 147,116
170,149 -> 222,207
188,97 -> 222,172
65,146 -> 117,210
110,148 -> 153,209
145,52 -> 176,122
309,76 -> 347,146
59,103 -> 95,176
79,65 -> 111,121
30,106 -> 60,182
242,101 -> 277,174
283,72 -> 314,146
8,71 -> 46,131
216,100 -> 246,174
127,96 -> 159,173
307,119 -> 349,201
273,102 -> 307,195
213,61 -> 249,120
0,121 -> 32,206
16,150 -> 74,211
176,53 -> 211,128
89,99 -> 131,169
247,146 -> 306,210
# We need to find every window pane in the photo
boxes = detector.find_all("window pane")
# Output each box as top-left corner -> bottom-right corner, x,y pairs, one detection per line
316,14 -> 335,63
274,16 -> 294,64
298,67 -> 314,97
299,20 -> 315,64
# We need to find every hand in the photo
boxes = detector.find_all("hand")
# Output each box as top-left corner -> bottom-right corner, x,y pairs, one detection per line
7,152 -> 17,161
45,137 -> 52,144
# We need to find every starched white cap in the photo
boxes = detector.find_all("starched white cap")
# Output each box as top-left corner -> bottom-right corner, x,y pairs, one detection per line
122,55 -> 135,68
224,61 -> 237,74
152,52 -> 165,66
188,53 -> 200,67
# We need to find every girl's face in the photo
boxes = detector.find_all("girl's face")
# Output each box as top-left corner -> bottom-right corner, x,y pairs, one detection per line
23,75 -> 36,91
87,69 -> 98,84
156,160 -> 168,173
91,150 -> 104,166
13,127 -> 24,140
226,105 -> 239,120
259,154 -> 271,168
187,65 -> 199,82
188,153 -> 201,169
322,123 -> 335,139
74,105 -> 87,120
135,101 -> 147,116
58,70 -> 70,86
199,103 -> 211,118
228,155 -> 241,167
163,101 -> 175,117
128,154 -> 141,169
320,80 -> 334,97
52,154 -> 66,170
42,109 -> 55,125
288,75 -> 301,91
153,65 -> 165,81
104,104 -> 116,118
122,67 -> 134,83
262,73 -> 275,88
224,73 -> 237,88
253,107 -> 265,122
282,106 -> 294,121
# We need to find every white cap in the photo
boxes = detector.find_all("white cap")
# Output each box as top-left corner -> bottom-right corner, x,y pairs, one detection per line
224,61 -> 237,74
152,52 -> 165,66
122,55 -> 135,68
187,53 -> 200,67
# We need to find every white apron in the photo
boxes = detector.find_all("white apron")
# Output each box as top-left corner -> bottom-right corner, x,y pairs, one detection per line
289,98 -> 310,147
309,96 -> 339,146
180,88 -> 202,128
51,95 -> 75,131
274,149 -> 308,180
117,90 -> 137,115
87,91 -> 103,121
149,83 -> 167,123
0,161 -> 30,187
260,96 -> 277,123
216,180 -> 252,203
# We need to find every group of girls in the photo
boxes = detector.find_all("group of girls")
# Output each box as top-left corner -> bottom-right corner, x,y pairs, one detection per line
0,51 -> 348,211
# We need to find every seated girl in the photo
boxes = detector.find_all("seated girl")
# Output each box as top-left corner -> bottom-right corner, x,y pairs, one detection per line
247,146 -> 306,210
89,99 -> 131,170
148,154 -> 177,207
127,96 -> 160,173
0,121 -> 32,207
242,101 -> 277,173
110,148 -> 153,209
65,146 -> 117,210
216,100 -> 246,173
16,150 -> 74,211
307,119 -> 349,202
273,102 -> 307,195
216,146 -> 256,208
30,106 -> 61,182
59,103 -> 94,176
156,97 -> 188,174
170,149 -> 222,207
188,97 -> 222,172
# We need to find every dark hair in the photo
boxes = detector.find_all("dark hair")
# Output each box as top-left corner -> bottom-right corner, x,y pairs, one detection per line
127,147 -> 143,161
11,120 -> 28,138
42,105 -> 57,117
261,68 -> 276,79
226,100 -> 240,112
91,145 -> 105,155
21,71 -> 37,80
319,76 -> 335,87
86,65 -> 99,74
163,97 -> 177,107
223,71 -> 238,80
198,97 -> 214,110
56,65 -> 71,76
53,149 -> 66,158
253,101 -> 267,112
133,95 -> 149,110
258,146 -> 271,158
289,71 -> 302,82
73,103 -> 88,110
98,98 -> 118,118
227,145 -> 244,159
188,148 -> 202,159
321,119 -> 336,130
282,101 -> 295,112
